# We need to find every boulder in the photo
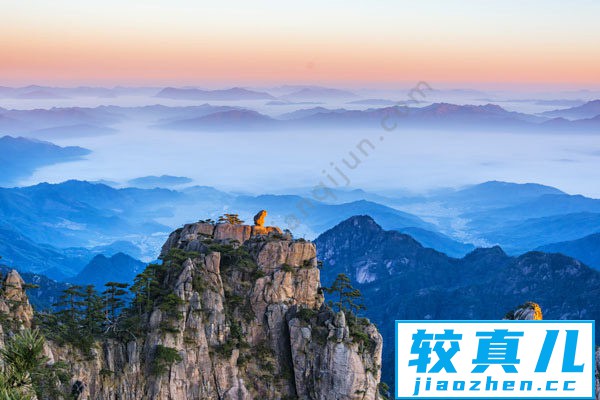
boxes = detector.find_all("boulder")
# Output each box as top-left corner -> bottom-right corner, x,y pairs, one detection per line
253,210 -> 267,226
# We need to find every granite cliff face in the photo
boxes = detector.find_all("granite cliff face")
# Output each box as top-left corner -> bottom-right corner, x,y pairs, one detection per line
0,269 -> 35,333
0,220 -> 383,400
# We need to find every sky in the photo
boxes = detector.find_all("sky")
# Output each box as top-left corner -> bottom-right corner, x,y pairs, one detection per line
1,0 -> 599,88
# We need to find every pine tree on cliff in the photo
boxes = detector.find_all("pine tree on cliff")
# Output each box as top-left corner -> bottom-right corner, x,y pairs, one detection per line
324,273 -> 365,316
130,268 -> 156,316
103,282 -> 129,332
218,213 -> 244,225
54,285 -> 85,327
46,285 -> 100,355
82,285 -> 104,336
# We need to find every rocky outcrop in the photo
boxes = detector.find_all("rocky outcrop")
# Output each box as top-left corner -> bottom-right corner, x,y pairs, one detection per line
252,225 -> 283,236
289,309 -> 382,400
161,214 -> 284,257
254,210 -> 267,227
246,239 -> 317,271
0,269 -> 34,330
250,210 -> 283,235
504,301 -> 543,320
214,223 -> 252,243
1,218 -> 383,400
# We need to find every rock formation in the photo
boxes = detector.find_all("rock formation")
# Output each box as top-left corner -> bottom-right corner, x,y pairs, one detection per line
253,210 -> 267,227
0,269 -> 34,330
162,212 -> 285,252
504,301 -> 543,320
0,218 -> 383,400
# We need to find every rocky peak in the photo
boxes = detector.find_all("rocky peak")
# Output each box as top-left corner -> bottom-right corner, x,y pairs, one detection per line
0,269 -> 34,330
316,215 -> 448,287
326,215 -> 383,236
460,245 -> 512,275
463,245 -> 508,262
2,214 -> 383,400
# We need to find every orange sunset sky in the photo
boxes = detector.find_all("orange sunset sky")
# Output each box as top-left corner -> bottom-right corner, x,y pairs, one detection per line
1,0 -> 599,88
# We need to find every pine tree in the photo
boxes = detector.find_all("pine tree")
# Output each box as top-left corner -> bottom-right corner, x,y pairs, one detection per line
48,285 -> 101,353
54,285 -> 85,327
218,213 -> 244,225
0,329 -> 70,399
130,268 -> 156,316
103,282 -> 129,332
82,285 -> 104,337
323,273 -> 365,316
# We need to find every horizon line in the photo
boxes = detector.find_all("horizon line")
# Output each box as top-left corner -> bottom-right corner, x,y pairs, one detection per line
2,82 -> 600,92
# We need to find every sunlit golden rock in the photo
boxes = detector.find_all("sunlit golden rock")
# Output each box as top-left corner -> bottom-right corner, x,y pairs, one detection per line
504,301 -> 543,320
252,225 -> 282,236
254,209 -> 267,226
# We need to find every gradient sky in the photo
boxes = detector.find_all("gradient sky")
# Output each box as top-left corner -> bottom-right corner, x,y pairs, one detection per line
1,0 -> 599,87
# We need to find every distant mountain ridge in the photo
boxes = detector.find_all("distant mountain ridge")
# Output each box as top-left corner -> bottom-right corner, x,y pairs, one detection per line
0,225 -> 147,280
536,233 -> 600,269
0,227 -> 85,280
155,87 -> 276,100
0,180 -> 176,265
462,193 -> 600,224
155,102 -> 600,132
2,102 -> 599,135
229,195 -> 434,235
0,136 -> 90,185
542,99 -> 600,119
0,180 -> 434,277
278,106 -> 348,120
25,123 -> 117,139
346,99 -> 397,106
128,175 -> 193,188
284,102 -> 546,128
0,106 -> 123,133
71,252 -> 146,289
281,87 -> 357,101
474,212 -> 600,254
423,182 -> 600,254
2,179 -> 600,278
396,226 -> 475,257
438,180 -> 565,210
157,109 -> 278,131
315,215 -> 600,387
